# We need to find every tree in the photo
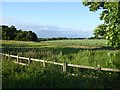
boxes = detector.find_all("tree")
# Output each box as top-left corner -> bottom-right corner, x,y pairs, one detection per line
1,25 -> 11,40
1,25 -> 38,41
31,32 -> 38,41
15,30 -> 23,40
9,25 -> 17,40
93,24 -> 107,39
26,31 -> 38,41
83,1 -> 120,48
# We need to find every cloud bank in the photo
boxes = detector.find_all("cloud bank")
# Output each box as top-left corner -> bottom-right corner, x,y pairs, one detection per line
2,21 -> 93,38
16,24 -> 93,38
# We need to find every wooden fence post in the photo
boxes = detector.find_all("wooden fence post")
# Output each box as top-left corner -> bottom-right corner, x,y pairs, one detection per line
43,60 -> 45,67
17,55 -> 19,63
28,57 -> 31,65
97,65 -> 101,71
63,62 -> 67,74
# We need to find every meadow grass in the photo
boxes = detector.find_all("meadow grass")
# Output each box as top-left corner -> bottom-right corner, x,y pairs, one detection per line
2,56 -> 120,88
1,40 -> 120,69
1,39 -> 120,88
1,39 -> 107,48
44,39 -> 107,47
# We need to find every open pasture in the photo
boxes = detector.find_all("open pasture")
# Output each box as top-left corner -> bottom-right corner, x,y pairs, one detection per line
1,39 -> 120,69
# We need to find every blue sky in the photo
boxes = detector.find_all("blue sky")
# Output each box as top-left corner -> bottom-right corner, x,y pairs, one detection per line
2,2 -> 104,38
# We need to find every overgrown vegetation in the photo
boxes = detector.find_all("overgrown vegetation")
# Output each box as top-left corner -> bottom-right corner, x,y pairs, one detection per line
2,56 -> 120,88
1,40 -> 120,88
2,40 -> 120,69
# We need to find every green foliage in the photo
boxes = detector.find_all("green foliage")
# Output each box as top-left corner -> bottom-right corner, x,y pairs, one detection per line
93,24 -> 107,39
83,1 -> 120,48
2,56 -> 120,88
1,25 -> 16,40
0,25 -> 38,41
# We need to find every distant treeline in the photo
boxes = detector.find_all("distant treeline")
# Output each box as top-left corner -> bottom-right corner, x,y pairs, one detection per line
0,25 -> 38,41
38,37 -> 84,41
38,37 -> 102,41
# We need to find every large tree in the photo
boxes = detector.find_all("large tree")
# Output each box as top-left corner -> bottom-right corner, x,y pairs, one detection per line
83,1 -> 120,48
93,24 -> 107,39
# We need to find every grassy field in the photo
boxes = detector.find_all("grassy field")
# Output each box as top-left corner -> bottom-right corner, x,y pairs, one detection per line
1,39 -> 120,68
1,39 -> 120,88
2,39 -> 107,48
2,56 -> 120,88
44,39 -> 107,47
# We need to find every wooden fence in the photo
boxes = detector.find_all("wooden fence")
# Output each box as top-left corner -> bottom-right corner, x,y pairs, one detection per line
1,53 -> 120,73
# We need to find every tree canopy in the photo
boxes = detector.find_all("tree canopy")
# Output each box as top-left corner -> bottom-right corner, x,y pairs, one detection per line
83,1 -> 120,48
93,24 -> 107,39
0,25 -> 38,41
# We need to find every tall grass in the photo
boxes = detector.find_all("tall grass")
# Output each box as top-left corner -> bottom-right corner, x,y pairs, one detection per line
1,39 -> 107,48
2,47 -> 120,69
2,56 -> 120,88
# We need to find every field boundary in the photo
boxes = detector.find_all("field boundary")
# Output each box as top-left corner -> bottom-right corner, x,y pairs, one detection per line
1,53 -> 120,73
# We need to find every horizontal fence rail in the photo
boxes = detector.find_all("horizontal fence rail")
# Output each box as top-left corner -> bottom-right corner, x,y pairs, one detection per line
1,53 -> 120,73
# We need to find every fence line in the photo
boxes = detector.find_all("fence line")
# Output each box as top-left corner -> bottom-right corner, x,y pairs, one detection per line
1,53 -> 120,73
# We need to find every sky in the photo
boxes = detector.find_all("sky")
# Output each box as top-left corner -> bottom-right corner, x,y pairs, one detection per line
2,2 -> 104,38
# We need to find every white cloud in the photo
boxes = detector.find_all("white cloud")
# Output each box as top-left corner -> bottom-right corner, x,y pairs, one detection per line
1,20 -> 93,38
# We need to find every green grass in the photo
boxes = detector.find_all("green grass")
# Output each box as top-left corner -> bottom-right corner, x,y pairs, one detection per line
1,39 -> 107,48
1,40 -> 120,69
44,39 -> 107,47
1,39 -> 120,88
2,56 -> 120,88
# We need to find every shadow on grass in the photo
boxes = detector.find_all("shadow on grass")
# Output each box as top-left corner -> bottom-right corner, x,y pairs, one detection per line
1,46 -> 120,56
2,70 -> 120,89
2,58 -> 120,89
